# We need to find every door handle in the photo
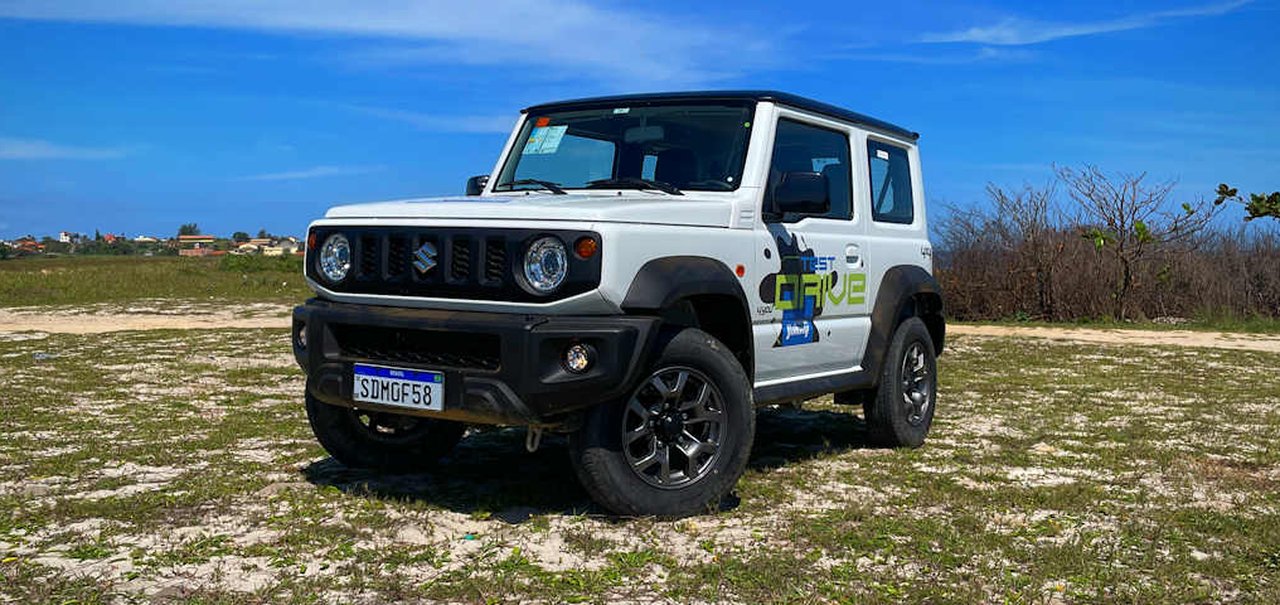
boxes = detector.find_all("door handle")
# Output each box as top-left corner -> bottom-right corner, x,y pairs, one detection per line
845,244 -> 862,267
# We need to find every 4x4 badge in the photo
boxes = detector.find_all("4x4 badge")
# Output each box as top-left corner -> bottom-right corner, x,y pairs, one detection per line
412,242 -> 438,274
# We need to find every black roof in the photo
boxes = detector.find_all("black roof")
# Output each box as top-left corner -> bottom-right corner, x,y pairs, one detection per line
523,90 -> 918,141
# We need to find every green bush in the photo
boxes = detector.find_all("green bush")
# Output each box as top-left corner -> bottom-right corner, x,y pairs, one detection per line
218,253 -> 304,273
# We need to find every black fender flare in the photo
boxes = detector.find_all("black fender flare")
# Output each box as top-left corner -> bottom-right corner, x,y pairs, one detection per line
620,255 -> 754,372
860,265 -> 946,384
621,256 -> 751,315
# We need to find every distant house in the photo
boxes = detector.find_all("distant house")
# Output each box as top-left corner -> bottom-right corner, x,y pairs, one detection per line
177,234 -> 217,257
58,231 -> 75,243
262,239 -> 300,257
231,243 -> 260,256
248,237 -> 273,247
103,233 -> 121,244
14,237 -> 43,255
133,235 -> 159,244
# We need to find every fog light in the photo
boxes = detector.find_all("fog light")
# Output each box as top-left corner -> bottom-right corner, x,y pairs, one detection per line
563,343 -> 593,374
295,323 -> 308,349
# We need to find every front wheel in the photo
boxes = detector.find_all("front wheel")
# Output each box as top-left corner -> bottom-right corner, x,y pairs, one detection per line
569,328 -> 754,517
864,317 -> 937,448
305,393 -> 465,472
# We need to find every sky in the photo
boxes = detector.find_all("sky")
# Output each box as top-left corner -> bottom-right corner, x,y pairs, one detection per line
0,0 -> 1277,239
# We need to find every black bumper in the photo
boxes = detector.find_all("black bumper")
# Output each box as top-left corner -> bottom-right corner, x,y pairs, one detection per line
292,299 -> 659,427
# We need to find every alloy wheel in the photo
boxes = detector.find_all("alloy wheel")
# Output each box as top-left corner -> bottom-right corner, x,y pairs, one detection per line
621,367 -> 725,489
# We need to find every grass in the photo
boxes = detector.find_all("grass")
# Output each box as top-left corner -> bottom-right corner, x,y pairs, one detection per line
0,327 -> 1277,603
0,255 -> 311,307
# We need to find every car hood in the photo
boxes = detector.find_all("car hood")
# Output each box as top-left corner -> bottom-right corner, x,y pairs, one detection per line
323,193 -> 735,228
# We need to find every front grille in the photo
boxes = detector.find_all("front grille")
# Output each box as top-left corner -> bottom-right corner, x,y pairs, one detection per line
387,236 -> 408,277
359,235 -> 378,277
450,237 -> 472,281
332,324 -> 501,372
308,226 -> 601,302
484,238 -> 506,284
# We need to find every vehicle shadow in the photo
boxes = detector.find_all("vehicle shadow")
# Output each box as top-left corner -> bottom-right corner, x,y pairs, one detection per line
300,405 -> 870,521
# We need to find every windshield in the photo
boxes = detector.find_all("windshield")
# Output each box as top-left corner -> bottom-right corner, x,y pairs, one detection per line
494,102 -> 754,193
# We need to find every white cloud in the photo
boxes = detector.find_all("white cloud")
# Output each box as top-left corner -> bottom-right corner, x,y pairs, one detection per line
0,0 -> 775,86
836,47 -> 1036,65
920,0 -> 1252,45
339,104 -> 514,133
0,137 -> 133,160
237,165 -> 385,182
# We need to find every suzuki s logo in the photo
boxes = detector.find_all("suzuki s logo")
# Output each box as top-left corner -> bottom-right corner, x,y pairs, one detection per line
412,242 -> 438,274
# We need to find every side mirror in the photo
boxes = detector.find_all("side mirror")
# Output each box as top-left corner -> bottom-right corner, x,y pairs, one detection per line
465,174 -> 489,196
773,171 -> 829,216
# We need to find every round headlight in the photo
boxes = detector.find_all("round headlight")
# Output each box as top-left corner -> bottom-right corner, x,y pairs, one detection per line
523,236 -> 568,293
319,233 -> 351,283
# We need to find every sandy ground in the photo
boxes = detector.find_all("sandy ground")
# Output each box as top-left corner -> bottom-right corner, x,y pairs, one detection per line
2,303 -> 1278,352
947,324 -> 1280,353
0,301 -> 291,335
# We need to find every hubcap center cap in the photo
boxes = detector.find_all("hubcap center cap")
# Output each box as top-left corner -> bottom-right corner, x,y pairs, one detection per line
657,412 -> 684,441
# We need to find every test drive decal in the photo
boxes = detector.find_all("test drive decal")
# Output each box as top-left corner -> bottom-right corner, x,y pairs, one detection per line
758,233 -> 867,348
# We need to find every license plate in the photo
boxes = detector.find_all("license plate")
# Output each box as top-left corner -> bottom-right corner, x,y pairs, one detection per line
352,364 -> 444,411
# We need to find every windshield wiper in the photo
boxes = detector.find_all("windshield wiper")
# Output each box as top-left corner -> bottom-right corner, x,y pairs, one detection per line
586,177 -> 683,196
506,178 -> 567,195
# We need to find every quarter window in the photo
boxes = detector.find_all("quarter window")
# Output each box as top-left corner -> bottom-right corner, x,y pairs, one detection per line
867,140 -> 914,224
765,119 -> 852,221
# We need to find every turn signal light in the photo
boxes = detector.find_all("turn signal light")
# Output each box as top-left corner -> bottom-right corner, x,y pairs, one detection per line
574,236 -> 599,259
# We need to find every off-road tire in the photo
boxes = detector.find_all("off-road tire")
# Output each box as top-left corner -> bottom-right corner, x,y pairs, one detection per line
305,393 -> 465,472
569,328 -> 754,517
864,317 -> 937,448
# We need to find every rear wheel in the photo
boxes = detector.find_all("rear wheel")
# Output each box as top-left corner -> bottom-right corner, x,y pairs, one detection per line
864,317 -> 937,448
305,393 -> 465,472
569,328 -> 754,517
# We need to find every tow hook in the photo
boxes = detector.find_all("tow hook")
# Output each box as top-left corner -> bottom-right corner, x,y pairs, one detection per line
525,426 -> 544,453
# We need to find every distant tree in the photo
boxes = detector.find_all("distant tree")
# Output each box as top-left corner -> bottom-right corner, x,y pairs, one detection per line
256,228 -> 271,239
232,231 -> 251,243
1057,165 -> 1220,320
1214,184 -> 1280,221
178,223 -> 201,236
985,181 -> 1065,319
0,243 -> 11,260
94,229 -> 102,242
42,239 -> 71,255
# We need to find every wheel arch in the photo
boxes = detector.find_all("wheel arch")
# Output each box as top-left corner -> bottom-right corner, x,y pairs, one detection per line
862,265 -> 946,384
620,256 -> 754,380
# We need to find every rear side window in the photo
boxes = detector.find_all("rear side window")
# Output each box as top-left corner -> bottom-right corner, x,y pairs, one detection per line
867,140 -> 914,224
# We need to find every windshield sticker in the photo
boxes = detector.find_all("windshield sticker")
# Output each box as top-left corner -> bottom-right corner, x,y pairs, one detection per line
534,116 -> 551,127
523,125 -> 567,155
612,107 -> 630,114
876,149 -> 890,161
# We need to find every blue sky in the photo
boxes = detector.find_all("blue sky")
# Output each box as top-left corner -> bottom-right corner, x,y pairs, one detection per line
0,0 -> 1276,239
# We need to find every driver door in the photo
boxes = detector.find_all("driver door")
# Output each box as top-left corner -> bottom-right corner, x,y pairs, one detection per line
753,117 -> 870,385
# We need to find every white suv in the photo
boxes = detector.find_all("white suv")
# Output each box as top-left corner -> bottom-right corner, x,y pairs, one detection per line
293,91 -> 945,517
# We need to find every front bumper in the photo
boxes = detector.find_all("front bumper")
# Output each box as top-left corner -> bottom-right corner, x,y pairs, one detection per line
292,299 -> 659,427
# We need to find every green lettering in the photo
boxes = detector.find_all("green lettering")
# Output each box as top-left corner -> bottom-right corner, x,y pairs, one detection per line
775,274 -> 799,311
848,273 -> 866,305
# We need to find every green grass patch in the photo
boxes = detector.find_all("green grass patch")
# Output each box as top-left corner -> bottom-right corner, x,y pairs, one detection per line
0,255 -> 310,307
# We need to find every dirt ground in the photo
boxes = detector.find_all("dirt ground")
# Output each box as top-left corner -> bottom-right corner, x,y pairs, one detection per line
2,303 -> 1278,602
3,302 -> 1279,353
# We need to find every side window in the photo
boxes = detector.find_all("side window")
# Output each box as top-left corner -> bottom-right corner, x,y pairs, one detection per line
766,119 -> 852,221
867,140 -> 914,224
